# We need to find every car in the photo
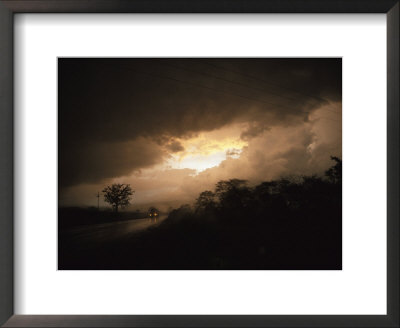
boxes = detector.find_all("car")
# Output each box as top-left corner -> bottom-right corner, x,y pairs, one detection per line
148,207 -> 159,218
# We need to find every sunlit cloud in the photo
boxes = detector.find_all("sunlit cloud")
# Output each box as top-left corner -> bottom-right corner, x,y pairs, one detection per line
165,124 -> 248,172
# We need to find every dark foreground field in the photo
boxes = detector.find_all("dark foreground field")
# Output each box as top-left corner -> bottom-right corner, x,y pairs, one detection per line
59,210 -> 341,270
58,158 -> 342,270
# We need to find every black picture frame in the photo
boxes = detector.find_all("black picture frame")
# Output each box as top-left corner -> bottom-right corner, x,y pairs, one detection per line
0,1 -> 398,327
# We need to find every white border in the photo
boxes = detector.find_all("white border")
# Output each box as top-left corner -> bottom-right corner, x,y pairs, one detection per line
14,14 -> 387,315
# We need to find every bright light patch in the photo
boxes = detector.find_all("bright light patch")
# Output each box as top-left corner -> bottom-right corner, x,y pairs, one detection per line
167,125 -> 248,172
170,151 -> 227,172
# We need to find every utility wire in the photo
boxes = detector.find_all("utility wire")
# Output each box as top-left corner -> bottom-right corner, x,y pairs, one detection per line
163,62 -> 301,103
201,60 -> 340,114
108,64 -> 312,116
163,62 -> 341,124
99,62 -> 341,129
162,62 -> 341,121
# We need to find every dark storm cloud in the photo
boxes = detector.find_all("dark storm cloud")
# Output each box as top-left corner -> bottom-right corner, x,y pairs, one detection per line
240,122 -> 271,140
59,58 -> 341,188
226,149 -> 241,157
165,140 -> 185,153
60,138 -> 165,187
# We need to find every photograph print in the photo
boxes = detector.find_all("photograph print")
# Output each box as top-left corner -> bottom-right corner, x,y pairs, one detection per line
58,58 -> 342,270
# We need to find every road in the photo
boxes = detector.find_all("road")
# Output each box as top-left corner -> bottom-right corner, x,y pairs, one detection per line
60,215 -> 167,246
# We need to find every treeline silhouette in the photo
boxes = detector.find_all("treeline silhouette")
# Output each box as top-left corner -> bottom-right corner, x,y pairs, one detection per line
59,157 -> 341,270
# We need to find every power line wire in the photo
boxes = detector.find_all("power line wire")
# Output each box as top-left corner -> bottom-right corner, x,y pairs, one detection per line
162,61 -> 341,121
201,60 -> 340,114
163,62 -> 301,103
98,62 -> 341,130
105,64 -> 312,116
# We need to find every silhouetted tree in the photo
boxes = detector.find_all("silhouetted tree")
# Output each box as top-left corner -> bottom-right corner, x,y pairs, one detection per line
214,179 -> 253,216
325,156 -> 342,184
195,191 -> 216,212
168,204 -> 193,223
215,179 -> 247,201
102,184 -> 134,213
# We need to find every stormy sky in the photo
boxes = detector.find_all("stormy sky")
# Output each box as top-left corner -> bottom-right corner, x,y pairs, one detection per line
59,58 -> 341,210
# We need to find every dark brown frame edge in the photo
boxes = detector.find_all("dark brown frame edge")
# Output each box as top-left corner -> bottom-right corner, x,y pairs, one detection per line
0,0 -> 398,327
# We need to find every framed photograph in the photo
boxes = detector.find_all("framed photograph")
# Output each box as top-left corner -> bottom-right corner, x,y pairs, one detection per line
0,1 -> 398,327
58,57 -> 343,271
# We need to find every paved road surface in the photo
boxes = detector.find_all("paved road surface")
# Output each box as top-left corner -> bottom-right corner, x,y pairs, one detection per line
61,215 -> 167,246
